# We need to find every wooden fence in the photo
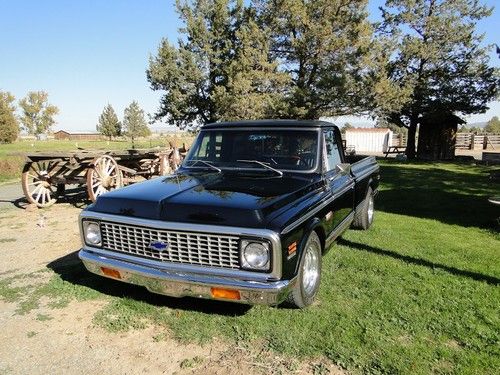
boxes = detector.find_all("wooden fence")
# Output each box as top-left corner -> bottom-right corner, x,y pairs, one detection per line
342,131 -> 498,151
392,133 -> 407,147
455,133 -> 500,150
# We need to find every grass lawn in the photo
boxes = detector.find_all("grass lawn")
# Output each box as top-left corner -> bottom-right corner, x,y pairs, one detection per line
1,160 -> 499,374
0,136 -> 194,183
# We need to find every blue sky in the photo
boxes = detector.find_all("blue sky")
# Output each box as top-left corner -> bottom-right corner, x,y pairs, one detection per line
0,0 -> 498,132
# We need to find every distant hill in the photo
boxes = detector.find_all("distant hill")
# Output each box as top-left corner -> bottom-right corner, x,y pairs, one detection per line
466,122 -> 487,129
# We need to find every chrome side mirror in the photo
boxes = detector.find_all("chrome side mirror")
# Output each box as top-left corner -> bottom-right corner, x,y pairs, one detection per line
335,163 -> 351,175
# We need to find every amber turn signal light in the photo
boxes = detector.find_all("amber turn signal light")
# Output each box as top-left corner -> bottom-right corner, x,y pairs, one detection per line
101,267 -> 121,279
210,287 -> 241,301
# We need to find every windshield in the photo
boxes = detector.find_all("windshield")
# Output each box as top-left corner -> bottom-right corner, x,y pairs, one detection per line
183,129 -> 319,172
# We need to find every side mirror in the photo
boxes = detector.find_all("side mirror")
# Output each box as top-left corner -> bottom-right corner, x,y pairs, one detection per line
335,163 -> 351,175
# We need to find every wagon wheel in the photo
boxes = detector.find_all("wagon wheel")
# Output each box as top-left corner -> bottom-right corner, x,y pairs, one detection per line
22,161 -> 59,208
86,155 -> 122,202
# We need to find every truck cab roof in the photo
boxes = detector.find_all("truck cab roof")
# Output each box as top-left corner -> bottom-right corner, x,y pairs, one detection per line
202,119 -> 338,129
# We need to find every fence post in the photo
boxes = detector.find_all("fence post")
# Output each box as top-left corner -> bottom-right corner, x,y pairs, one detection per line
470,134 -> 475,150
483,135 -> 488,150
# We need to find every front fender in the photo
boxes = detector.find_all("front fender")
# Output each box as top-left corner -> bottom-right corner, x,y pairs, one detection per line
291,217 -> 326,277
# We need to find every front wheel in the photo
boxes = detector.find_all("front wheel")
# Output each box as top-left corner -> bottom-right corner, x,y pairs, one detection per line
287,231 -> 322,308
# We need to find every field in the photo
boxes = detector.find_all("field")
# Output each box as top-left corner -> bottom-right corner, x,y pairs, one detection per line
0,136 -> 195,183
0,160 -> 498,374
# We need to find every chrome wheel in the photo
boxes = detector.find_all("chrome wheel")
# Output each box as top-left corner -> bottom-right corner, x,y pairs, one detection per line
287,231 -> 322,308
302,242 -> 320,296
367,195 -> 374,224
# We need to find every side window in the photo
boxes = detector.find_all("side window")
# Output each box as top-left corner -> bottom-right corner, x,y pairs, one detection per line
197,135 -> 210,158
196,132 -> 222,160
324,129 -> 342,171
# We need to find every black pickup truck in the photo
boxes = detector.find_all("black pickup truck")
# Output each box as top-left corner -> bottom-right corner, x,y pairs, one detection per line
79,120 -> 379,308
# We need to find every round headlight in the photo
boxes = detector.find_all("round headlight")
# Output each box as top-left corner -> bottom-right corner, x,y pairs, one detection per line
243,242 -> 269,269
85,222 -> 101,245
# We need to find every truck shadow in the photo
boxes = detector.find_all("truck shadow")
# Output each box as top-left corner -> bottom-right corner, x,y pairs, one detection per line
47,251 -> 252,316
338,238 -> 500,286
377,162 -> 499,229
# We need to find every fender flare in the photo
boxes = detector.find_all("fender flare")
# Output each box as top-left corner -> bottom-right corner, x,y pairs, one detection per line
293,217 -> 325,275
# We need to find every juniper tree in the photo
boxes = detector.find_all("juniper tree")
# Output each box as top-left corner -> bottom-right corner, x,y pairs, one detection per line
256,0 -> 379,119
147,0 -> 287,130
97,104 -> 121,140
379,0 -> 499,159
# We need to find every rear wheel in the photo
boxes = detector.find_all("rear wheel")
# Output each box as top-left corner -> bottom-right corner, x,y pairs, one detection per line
22,161 -> 58,208
352,186 -> 374,230
287,231 -> 322,308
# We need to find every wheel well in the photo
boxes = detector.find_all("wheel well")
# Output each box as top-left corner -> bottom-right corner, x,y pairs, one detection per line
366,178 -> 374,194
313,225 -> 326,254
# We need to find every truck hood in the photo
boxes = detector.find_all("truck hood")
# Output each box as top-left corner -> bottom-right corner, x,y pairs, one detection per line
88,171 -> 320,228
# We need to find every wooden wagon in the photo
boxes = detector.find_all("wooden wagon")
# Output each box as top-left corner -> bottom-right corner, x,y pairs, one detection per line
22,147 -> 185,208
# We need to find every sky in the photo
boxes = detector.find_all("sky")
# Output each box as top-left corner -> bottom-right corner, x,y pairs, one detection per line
0,0 -> 499,132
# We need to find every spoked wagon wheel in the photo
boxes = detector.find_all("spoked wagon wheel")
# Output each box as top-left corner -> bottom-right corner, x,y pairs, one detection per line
22,161 -> 58,208
86,155 -> 123,202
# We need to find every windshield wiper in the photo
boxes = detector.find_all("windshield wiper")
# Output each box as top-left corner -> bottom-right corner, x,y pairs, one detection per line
236,159 -> 283,177
185,159 -> 222,173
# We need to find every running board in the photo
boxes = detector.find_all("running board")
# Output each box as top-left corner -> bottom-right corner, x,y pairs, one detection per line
325,211 -> 355,248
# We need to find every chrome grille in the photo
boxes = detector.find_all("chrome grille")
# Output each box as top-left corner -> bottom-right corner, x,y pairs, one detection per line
100,221 -> 240,269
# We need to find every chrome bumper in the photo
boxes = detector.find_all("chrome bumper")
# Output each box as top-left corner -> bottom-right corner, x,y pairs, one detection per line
79,249 -> 294,305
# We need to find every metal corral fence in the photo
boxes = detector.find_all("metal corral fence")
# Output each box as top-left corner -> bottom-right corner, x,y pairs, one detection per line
456,133 -> 500,150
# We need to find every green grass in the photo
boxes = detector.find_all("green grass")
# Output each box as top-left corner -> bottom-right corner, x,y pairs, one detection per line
0,160 -> 498,374
0,136 -> 194,182
0,267 -> 102,315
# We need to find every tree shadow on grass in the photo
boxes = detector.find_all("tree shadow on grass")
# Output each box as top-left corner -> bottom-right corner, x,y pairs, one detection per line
47,250 -> 251,316
338,238 -> 500,285
377,162 -> 499,229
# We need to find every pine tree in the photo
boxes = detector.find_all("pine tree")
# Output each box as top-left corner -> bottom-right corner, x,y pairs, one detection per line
97,104 -> 121,140
0,92 -> 19,143
123,101 -> 150,146
379,0 -> 499,159
18,91 -> 59,136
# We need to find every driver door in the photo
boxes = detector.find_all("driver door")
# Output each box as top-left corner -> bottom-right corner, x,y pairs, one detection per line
322,128 -> 354,238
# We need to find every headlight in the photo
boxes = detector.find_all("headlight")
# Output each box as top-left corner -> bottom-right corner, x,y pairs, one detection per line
83,221 -> 101,246
241,240 -> 270,271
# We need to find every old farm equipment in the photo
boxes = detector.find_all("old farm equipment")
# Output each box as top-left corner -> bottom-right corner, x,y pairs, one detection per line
22,146 -> 185,208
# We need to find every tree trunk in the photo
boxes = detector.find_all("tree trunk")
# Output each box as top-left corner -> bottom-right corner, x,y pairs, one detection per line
406,117 -> 418,160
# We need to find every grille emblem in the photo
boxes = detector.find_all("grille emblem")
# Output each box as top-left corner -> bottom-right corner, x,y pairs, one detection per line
149,240 -> 169,252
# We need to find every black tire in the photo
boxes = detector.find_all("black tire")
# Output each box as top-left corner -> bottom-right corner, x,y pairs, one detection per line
352,186 -> 374,230
287,231 -> 322,308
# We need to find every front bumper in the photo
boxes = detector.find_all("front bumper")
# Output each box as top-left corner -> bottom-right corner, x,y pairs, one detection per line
79,249 -> 294,305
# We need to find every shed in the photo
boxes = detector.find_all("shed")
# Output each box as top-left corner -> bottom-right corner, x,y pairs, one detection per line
54,130 -> 71,140
418,112 -> 465,160
345,128 -> 393,153
53,131 -> 103,141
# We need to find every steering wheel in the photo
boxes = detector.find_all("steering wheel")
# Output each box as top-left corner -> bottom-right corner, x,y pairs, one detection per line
290,156 -> 308,167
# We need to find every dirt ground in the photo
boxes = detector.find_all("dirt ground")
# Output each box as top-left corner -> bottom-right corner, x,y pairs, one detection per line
0,203 -> 344,375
